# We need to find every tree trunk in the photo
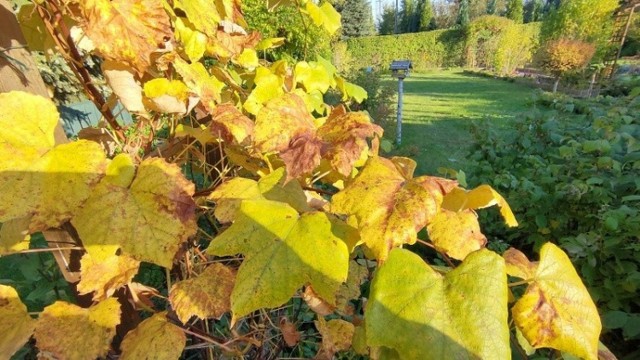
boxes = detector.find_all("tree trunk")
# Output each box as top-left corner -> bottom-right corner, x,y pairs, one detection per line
552,77 -> 560,93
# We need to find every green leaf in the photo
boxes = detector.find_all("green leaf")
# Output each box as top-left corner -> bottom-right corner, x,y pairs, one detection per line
602,311 -> 628,329
512,243 -> 601,360
206,199 -> 358,320
365,248 -> 510,359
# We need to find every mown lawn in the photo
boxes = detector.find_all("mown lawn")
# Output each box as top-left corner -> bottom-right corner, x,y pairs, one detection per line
387,70 -> 535,175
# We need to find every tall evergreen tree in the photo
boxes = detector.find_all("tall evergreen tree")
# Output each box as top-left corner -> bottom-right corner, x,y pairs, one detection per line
457,0 -> 470,27
506,0 -> 524,23
417,0 -> 434,31
524,0 -> 544,22
401,0 -> 419,33
341,0 -> 376,39
378,5 -> 396,35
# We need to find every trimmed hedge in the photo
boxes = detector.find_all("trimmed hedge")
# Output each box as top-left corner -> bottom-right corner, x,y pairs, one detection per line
338,23 -> 541,73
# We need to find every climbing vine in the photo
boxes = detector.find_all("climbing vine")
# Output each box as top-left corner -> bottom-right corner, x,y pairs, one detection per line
0,0 -> 606,359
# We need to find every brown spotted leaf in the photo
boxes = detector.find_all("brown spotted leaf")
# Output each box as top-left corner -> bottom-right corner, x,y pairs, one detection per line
280,133 -> 324,179
302,286 -> 335,316
173,58 -> 225,112
77,252 -> 141,301
317,108 -> 383,176
169,263 -> 236,323
512,243 -> 601,360
503,247 -> 538,280
207,29 -> 261,60
210,103 -> 254,145
80,0 -> 171,74
208,167 -> 310,223
34,298 -> 121,360
427,209 -> 487,261
73,154 -> 197,268
120,312 -> 186,360
0,285 -> 35,358
331,157 -> 456,261
315,317 -> 355,359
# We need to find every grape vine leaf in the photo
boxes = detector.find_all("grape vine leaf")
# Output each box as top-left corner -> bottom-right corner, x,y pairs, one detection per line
441,185 -> 518,227
503,247 -> 538,280
331,157 -> 457,260
315,317 -> 355,360
169,263 -> 236,323
426,209 -> 487,261
305,1 -> 341,35
173,58 -> 225,112
511,243 -> 601,360
173,0 -> 222,38
0,217 -> 31,254
335,260 -> 369,315
0,91 -> 57,171
72,154 -> 197,268
34,298 -> 121,360
0,285 -> 35,358
336,76 -> 368,103
254,93 -> 322,178
79,0 -> 171,74
295,60 -> 335,94
206,199 -> 358,320
317,108 -> 383,177
143,78 -> 190,114
120,312 -> 186,360
210,103 -> 255,145
209,167 -> 310,223
244,66 -> 285,115
174,17 -> 208,62
77,252 -> 140,301
366,248 -> 510,359
0,92 -> 107,229
103,60 -> 146,113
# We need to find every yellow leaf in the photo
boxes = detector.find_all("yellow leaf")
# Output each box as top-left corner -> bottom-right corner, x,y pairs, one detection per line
427,209 -> 487,260
174,0 -> 222,38
332,157 -> 456,261
120,312 -> 186,360
73,156 -> 197,268
174,17 -> 208,62
0,91 -> 57,172
175,124 -> 216,145
80,0 -> 172,74
173,58 -> 225,112
256,37 -> 285,51
244,66 -> 285,115
235,48 -> 260,69
317,109 -> 383,176
77,252 -> 140,301
144,78 -> 189,114
210,103 -> 255,145
17,4 -> 59,53
169,263 -> 236,323
512,243 -> 601,360
295,60 -> 334,94
207,200 -> 357,319
503,247 -> 538,280
34,298 -> 121,360
315,317 -> 355,359
0,92 -> 107,230
442,185 -> 518,227
209,167 -> 310,223
102,61 -> 146,113
0,285 -> 35,358
336,76 -> 368,103
306,1 -> 341,35
0,217 -> 31,254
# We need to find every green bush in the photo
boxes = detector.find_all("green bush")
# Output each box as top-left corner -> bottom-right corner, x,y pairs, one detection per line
466,93 -> 640,356
341,28 -> 466,71
339,22 -> 540,73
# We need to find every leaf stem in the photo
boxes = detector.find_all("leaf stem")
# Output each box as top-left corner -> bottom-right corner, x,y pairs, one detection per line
508,279 -> 532,287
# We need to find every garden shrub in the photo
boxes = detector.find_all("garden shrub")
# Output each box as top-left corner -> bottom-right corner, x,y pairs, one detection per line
536,38 -> 596,92
340,22 -> 540,74
466,92 -> 640,356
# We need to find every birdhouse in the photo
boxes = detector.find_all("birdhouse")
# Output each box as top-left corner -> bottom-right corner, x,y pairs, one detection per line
390,60 -> 412,79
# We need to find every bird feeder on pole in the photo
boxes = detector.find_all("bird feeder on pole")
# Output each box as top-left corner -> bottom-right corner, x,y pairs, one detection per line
390,60 -> 412,145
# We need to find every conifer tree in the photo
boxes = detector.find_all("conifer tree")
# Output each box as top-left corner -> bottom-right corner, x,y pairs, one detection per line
341,0 -> 376,38
458,0 -> 470,27
506,0 -> 524,23
417,0 -> 434,31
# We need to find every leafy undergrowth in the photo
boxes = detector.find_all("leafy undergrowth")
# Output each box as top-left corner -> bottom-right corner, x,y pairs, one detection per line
467,92 -> 640,358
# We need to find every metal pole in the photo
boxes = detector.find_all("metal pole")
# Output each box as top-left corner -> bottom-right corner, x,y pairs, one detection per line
396,78 -> 403,145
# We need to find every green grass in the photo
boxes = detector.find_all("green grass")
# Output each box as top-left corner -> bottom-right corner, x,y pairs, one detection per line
386,69 -> 536,176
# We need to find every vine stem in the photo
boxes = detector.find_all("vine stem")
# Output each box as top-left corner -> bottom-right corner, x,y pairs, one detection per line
36,0 -> 125,142
508,279 -> 533,287
10,246 -> 83,254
